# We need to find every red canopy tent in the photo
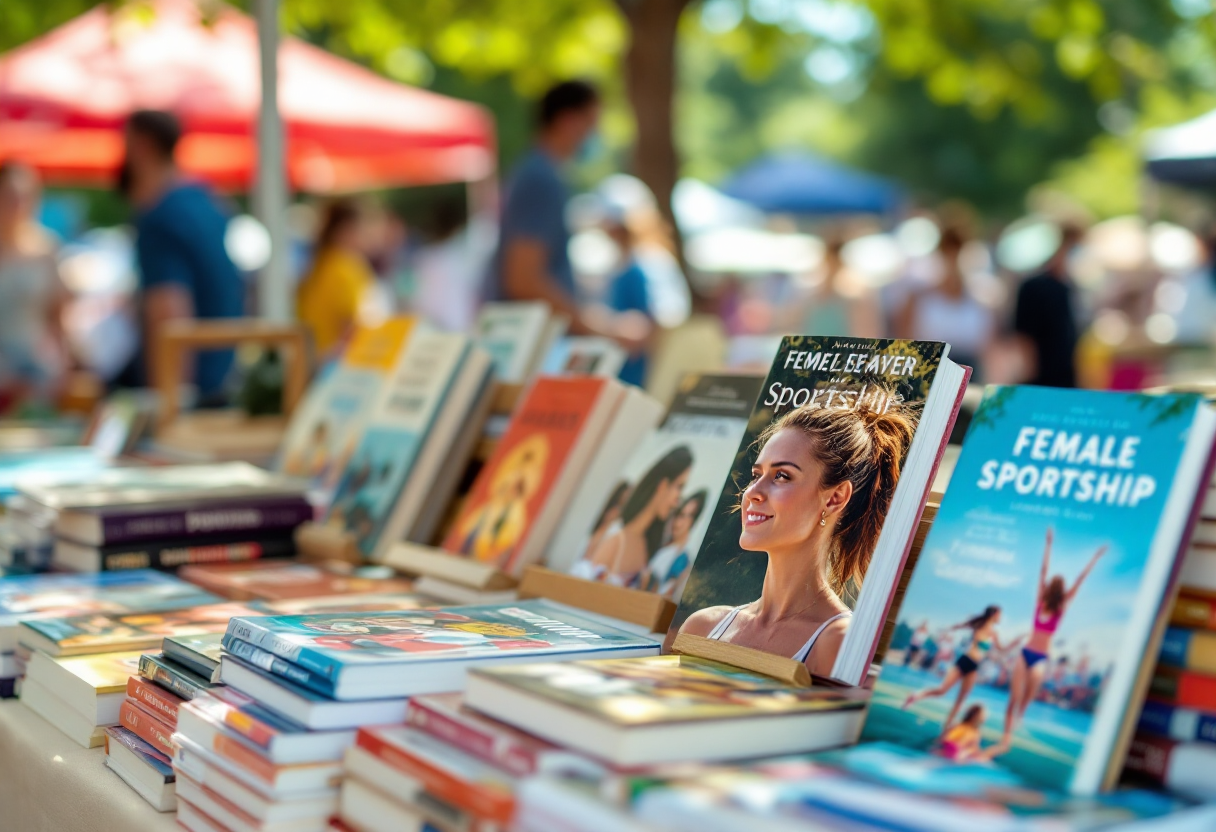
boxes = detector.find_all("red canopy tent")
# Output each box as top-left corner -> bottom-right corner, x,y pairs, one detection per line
0,0 -> 496,192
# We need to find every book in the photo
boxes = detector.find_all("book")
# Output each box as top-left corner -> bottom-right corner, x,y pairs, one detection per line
17,461 -> 307,512
18,601 -> 260,656
54,495 -> 313,547
465,654 -> 867,767
0,569 -> 221,652
120,697 -> 176,756
864,387 -> 1216,794
668,337 -> 967,685
139,652 -> 217,701
174,772 -> 332,832
277,316 -> 416,488
170,746 -> 338,822
540,336 -> 627,378
1171,594 -> 1216,630
20,678 -> 108,747
338,775 -> 431,832
1125,734 -> 1216,801
163,632 -> 225,682
435,376 -> 629,577
1150,665 -> 1216,710
406,692 -> 603,778
178,561 -> 416,602
473,301 -> 557,383
325,332 -> 493,560
25,649 -> 142,719
105,726 -> 176,812
127,674 -> 185,725
223,636 -> 339,697
224,600 -> 660,700
52,533 -> 296,573
1139,699 -> 1216,744
1160,626 -> 1216,675
174,726 -> 346,797
554,373 -> 764,600
259,592 -> 433,616
341,745 -> 475,831
179,688 -> 357,765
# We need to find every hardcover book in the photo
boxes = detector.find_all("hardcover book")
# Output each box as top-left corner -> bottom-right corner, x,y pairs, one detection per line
178,561 -> 415,602
162,632 -> 224,682
864,386 -> 1216,794
667,336 -> 967,685
18,601 -> 260,656
439,376 -> 625,576
52,534 -> 296,573
556,373 -> 764,601
139,652 -> 217,701
0,570 -> 221,652
223,600 -> 659,699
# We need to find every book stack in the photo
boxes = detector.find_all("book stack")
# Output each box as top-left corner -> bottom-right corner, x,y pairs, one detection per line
17,462 -> 311,573
113,668 -> 185,808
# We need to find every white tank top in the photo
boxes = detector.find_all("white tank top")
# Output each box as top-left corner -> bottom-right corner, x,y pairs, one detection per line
705,606 -> 852,664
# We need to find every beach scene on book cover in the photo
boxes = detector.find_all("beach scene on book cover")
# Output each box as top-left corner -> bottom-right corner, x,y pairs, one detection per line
232,602 -> 653,665
865,386 -> 1204,791
666,336 -> 942,679
567,374 -> 761,601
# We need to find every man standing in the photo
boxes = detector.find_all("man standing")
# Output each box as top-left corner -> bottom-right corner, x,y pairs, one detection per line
489,81 -> 649,355
121,110 -> 244,404
1013,225 -> 1083,388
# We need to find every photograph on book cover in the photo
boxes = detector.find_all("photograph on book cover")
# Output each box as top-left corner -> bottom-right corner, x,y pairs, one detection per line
866,387 -> 1201,789
327,427 -> 423,555
667,336 -> 941,679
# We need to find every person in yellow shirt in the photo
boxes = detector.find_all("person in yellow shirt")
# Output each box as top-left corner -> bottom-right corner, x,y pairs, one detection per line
297,200 -> 375,358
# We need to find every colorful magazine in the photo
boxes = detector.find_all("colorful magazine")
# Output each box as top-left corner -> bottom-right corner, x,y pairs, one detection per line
864,387 -> 1216,794
19,602 -> 259,656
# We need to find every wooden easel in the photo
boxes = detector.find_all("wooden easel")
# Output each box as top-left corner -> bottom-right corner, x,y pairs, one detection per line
671,633 -> 813,687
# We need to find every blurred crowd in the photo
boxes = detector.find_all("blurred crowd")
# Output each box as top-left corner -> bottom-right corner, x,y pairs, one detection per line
2,79 -> 1215,417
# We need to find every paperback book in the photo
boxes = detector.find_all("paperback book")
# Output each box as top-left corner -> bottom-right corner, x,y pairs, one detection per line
177,561 -> 415,602
105,726 -> 176,812
163,632 -> 224,682
139,652 -> 217,701
556,373 -> 764,600
52,534 -> 295,573
864,386 -> 1216,794
668,336 -> 967,685
473,301 -> 558,383
18,601 -> 259,656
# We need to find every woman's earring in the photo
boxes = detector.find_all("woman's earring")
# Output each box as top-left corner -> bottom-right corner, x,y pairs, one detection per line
820,511 -> 827,527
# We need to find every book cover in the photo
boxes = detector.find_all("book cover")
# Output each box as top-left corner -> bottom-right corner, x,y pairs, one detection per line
105,726 -> 174,776
221,635 -> 337,696
1172,594 -> 1216,630
473,301 -> 550,383
441,377 -> 612,575
120,698 -> 175,756
278,317 -> 415,487
225,600 -> 659,682
138,652 -> 216,701
162,632 -> 224,680
565,374 -> 764,600
667,337 -> 948,682
540,336 -> 626,378
864,387 -> 1214,793
127,675 -> 185,725
18,462 -> 306,511
49,650 -> 143,694
0,570 -> 221,651
19,601 -> 259,656
57,496 -> 313,547
471,654 -> 867,726
177,561 -> 415,602
325,332 -> 470,558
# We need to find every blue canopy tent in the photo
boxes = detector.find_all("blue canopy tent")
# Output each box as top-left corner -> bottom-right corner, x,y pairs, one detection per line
1143,109 -> 1216,187
721,152 -> 903,216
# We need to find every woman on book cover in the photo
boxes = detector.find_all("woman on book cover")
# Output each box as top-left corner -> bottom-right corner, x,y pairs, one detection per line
577,446 -> 693,588
641,489 -> 709,599
1003,529 -> 1106,740
456,434 -> 550,567
678,403 -> 915,677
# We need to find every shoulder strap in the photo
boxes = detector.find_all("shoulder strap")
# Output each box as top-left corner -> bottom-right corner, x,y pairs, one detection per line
793,611 -> 852,664
706,606 -> 745,641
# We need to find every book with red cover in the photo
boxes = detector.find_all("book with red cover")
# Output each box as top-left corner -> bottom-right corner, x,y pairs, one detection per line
178,561 -> 415,601
120,697 -> 175,757
126,675 -> 184,726
1149,665 -> 1216,710
440,376 -> 623,576
355,726 -> 516,824
406,692 -> 601,778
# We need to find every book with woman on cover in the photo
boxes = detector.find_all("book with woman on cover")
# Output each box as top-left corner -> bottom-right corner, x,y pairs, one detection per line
864,386 -> 1216,795
667,336 -> 968,686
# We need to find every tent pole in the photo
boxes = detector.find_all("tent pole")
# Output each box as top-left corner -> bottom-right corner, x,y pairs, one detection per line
254,0 -> 290,322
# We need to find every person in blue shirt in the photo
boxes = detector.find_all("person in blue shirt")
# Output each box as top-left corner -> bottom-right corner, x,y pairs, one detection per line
488,82 -> 647,361
121,110 -> 244,404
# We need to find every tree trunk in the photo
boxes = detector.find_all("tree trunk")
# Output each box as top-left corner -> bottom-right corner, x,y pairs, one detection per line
617,0 -> 693,287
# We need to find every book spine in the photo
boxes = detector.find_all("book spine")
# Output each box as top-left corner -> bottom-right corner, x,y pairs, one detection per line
221,635 -> 338,697
355,729 -> 515,825
120,699 -> 175,757
1160,627 -> 1216,675
1150,667 -> 1216,710
1124,734 -> 1180,786
224,619 -> 339,680
406,699 -> 539,778
99,499 -> 313,545
1139,700 -> 1216,743
1172,595 -> 1216,631
99,537 -> 296,572
138,655 -> 208,701
126,676 -> 184,727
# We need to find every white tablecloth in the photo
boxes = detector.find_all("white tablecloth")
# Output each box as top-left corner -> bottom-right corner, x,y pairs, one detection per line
0,699 -> 177,832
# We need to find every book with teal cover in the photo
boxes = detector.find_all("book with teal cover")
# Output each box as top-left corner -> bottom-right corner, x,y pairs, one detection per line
0,570 -> 221,652
864,386 -> 1216,795
225,600 -> 659,683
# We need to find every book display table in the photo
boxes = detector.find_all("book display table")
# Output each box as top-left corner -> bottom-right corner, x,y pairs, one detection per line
0,700 -> 176,832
